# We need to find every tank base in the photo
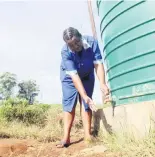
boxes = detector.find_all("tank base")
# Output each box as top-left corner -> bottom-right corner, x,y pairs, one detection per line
93,100 -> 155,138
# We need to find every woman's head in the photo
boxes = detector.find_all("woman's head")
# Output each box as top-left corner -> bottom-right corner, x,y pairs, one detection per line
63,27 -> 83,52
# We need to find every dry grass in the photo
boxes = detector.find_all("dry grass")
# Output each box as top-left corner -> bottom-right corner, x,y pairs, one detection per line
0,104 -> 82,142
98,128 -> 155,157
0,104 -> 155,157
0,104 -> 63,142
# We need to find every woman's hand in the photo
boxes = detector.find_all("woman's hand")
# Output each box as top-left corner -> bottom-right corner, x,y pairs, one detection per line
100,84 -> 109,95
83,95 -> 97,112
100,84 -> 111,103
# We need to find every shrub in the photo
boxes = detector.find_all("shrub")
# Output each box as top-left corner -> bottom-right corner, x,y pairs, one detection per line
3,97 -> 29,107
0,103 -> 51,126
38,104 -> 51,112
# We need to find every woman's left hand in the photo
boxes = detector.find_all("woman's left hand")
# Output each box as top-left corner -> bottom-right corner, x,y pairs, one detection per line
100,84 -> 111,103
100,84 -> 109,95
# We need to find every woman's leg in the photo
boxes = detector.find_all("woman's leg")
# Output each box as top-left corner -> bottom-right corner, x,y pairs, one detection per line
63,107 -> 75,143
57,107 -> 75,148
57,81 -> 78,148
81,103 -> 92,140
81,79 -> 94,140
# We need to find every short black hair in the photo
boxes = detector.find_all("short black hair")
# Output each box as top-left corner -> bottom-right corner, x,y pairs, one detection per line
63,27 -> 82,42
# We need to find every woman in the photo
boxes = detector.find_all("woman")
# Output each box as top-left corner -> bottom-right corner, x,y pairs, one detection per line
57,27 -> 109,148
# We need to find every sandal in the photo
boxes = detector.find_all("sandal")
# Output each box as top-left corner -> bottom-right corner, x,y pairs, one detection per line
56,141 -> 70,148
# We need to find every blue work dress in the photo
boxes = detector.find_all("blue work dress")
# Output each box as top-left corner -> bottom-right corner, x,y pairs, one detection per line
60,36 -> 103,112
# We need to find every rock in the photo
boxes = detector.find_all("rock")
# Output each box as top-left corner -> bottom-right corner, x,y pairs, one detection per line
11,142 -> 28,155
0,144 -> 12,156
0,139 -> 28,156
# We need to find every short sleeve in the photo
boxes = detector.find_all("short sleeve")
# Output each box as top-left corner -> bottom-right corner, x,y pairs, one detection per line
61,50 -> 77,76
92,39 -> 103,64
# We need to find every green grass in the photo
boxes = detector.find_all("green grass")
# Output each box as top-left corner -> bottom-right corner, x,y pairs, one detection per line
0,104 -> 62,141
0,103 -> 81,142
0,103 -> 155,156
97,128 -> 155,157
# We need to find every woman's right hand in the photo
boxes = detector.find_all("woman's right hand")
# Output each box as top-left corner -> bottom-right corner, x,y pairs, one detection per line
83,95 -> 97,112
71,74 -> 97,111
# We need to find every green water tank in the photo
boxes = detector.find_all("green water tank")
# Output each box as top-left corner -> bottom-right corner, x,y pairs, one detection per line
97,0 -> 155,106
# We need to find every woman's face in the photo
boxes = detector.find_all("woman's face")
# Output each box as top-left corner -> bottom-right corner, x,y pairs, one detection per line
66,36 -> 83,52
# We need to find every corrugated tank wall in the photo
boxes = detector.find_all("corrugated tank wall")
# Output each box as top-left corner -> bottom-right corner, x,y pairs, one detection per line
97,0 -> 155,106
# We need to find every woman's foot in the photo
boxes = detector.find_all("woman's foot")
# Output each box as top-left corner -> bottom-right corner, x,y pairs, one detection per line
56,139 -> 70,148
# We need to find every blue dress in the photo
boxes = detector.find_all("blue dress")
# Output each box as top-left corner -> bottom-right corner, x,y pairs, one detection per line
60,36 -> 103,112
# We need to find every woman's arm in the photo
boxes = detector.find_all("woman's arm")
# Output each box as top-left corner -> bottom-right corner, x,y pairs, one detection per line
92,38 -> 110,101
94,63 -> 110,103
71,74 -> 97,111
71,74 -> 87,98
94,63 -> 106,85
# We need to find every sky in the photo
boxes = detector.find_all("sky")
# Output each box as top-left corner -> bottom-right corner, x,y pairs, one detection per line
0,0 -> 105,104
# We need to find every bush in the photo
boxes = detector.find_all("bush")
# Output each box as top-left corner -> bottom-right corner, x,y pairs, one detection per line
38,104 -> 51,112
0,105 -> 63,141
3,97 -> 29,107
0,103 -> 51,126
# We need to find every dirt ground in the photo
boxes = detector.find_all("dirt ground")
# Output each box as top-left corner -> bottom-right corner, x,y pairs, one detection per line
0,137 -> 120,157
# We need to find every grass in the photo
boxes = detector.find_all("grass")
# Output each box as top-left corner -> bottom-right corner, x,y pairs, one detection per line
0,104 -> 62,141
0,104 -> 82,142
0,103 -> 155,156
97,127 -> 155,157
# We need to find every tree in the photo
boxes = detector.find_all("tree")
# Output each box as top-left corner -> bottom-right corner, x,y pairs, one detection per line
18,80 -> 39,104
0,72 -> 17,99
